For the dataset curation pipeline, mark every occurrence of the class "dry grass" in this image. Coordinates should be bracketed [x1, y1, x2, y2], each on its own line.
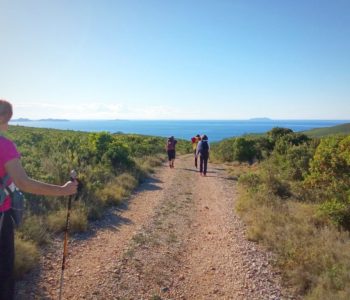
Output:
[47, 207, 88, 233]
[14, 235, 39, 279]
[237, 186, 350, 299]
[225, 161, 259, 180]
[99, 183, 126, 206]
[116, 173, 138, 191]
[19, 215, 50, 246]
[135, 155, 165, 174]
[99, 173, 138, 206]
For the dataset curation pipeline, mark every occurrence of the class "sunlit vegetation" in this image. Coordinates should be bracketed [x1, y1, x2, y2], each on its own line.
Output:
[6, 125, 191, 277]
[303, 123, 350, 138]
[212, 127, 350, 299]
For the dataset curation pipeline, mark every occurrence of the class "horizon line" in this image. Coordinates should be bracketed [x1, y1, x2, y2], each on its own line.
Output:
[10, 118, 350, 122]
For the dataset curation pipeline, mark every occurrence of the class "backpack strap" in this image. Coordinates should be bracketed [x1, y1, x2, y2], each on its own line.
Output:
[0, 174, 11, 186]
[0, 173, 8, 232]
[0, 174, 15, 197]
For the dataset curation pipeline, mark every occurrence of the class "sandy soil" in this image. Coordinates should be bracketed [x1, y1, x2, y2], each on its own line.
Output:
[16, 154, 286, 300]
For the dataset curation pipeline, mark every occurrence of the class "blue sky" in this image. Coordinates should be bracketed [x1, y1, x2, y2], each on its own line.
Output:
[1, 0, 349, 120]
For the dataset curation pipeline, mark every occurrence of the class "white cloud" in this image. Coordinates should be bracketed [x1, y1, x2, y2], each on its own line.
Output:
[12, 101, 124, 119]
[12, 101, 188, 120]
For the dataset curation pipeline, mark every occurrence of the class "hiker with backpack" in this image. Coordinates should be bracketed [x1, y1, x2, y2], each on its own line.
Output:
[165, 136, 177, 168]
[0, 99, 78, 300]
[196, 134, 210, 176]
[191, 134, 201, 168]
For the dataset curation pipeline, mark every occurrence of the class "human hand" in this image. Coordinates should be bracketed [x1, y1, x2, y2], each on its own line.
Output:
[61, 180, 78, 196]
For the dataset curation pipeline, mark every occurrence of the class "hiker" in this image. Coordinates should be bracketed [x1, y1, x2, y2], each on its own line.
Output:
[165, 136, 177, 168]
[196, 134, 210, 176]
[0, 99, 78, 300]
[191, 134, 201, 168]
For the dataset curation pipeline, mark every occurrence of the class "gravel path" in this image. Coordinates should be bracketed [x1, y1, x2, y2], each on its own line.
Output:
[16, 154, 284, 299]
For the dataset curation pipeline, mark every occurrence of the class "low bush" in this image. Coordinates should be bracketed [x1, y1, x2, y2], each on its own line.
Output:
[210, 139, 235, 162]
[237, 187, 350, 298]
[14, 235, 39, 279]
[318, 198, 350, 229]
[99, 183, 126, 206]
[47, 207, 88, 233]
[232, 137, 257, 163]
[238, 172, 261, 190]
[116, 173, 138, 191]
[18, 215, 50, 246]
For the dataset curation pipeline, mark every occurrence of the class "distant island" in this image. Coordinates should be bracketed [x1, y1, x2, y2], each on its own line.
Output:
[249, 117, 272, 121]
[11, 118, 32, 122]
[11, 118, 70, 122]
[38, 118, 69, 122]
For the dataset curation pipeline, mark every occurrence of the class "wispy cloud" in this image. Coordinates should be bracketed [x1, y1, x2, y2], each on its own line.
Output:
[12, 101, 186, 120]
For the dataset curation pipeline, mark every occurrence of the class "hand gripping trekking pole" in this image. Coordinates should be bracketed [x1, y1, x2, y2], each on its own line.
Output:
[58, 170, 77, 300]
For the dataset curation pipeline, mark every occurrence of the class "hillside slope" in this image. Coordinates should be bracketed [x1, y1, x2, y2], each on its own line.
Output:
[303, 123, 350, 137]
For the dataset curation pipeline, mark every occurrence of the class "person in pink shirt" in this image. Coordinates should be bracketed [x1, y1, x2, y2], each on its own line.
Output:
[0, 99, 78, 300]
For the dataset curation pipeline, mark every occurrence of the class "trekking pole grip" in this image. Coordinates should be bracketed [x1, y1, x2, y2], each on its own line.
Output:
[70, 169, 77, 181]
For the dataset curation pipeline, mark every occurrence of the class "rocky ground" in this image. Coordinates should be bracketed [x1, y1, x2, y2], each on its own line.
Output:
[16, 154, 288, 299]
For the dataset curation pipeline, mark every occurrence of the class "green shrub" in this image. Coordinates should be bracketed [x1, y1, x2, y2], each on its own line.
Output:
[261, 167, 291, 198]
[267, 127, 294, 145]
[210, 139, 235, 162]
[253, 136, 274, 160]
[88, 132, 113, 161]
[318, 198, 350, 229]
[238, 172, 261, 190]
[274, 133, 310, 155]
[232, 137, 257, 163]
[305, 135, 350, 201]
[102, 141, 133, 170]
[283, 144, 314, 181]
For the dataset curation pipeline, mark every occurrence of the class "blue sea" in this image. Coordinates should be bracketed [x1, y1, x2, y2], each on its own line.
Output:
[9, 120, 349, 142]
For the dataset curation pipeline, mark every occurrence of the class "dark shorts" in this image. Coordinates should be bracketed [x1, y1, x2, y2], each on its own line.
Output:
[0, 210, 15, 300]
[167, 150, 175, 160]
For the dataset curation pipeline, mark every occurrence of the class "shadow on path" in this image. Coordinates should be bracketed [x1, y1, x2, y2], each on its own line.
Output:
[74, 176, 164, 240]
[181, 168, 217, 175]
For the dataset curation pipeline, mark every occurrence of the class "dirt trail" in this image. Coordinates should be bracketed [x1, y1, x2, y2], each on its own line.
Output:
[16, 155, 283, 300]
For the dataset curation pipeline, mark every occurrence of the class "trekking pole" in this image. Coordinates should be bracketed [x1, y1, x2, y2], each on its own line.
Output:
[58, 170, 77, 300]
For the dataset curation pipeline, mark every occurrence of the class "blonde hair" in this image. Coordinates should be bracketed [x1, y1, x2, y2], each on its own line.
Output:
[0, 99, 13, 124]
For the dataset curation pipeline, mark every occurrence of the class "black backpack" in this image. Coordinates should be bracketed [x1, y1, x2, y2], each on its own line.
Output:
[167, 138, 176, 151]
[200, 141, 209, 155]
[0, 174, 24, 227]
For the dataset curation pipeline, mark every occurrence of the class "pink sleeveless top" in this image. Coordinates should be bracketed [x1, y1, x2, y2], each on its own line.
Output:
[0, 136, 21, 212]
